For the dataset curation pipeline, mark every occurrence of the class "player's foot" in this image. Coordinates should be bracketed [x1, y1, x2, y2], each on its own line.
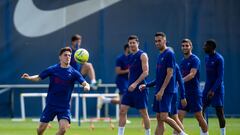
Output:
[90, 79, 102, 90]
[126, 119, 131, 124]
[179, 131, 188, 135]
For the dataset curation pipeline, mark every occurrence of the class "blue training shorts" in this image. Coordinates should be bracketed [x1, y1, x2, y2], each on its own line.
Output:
[40, 104, 71, 123]
[179, 94, 202, 113]
[153, 93, 173, 113]
[121, 88, 148, 110]
[203, 92, 224, 107]
[170, 93, 178, 115]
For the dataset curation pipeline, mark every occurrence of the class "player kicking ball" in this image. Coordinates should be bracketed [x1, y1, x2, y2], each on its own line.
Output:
[21, 47, 90, 135]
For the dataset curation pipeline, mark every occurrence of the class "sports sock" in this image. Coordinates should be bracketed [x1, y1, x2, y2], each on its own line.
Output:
[118, 126, 125, 135]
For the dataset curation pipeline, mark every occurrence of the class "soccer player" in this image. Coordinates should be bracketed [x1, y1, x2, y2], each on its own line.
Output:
[21, 47, 90, 135]
[178, 39, 208, 135]
[118, 35, 150, 135]
[140, 32, 187, 135]
[98, 44, 130, 108]
[170, 63, 187, 135]
[70, 34, 98, 89]
[202, 39, 226, 135]
[140, 62, 187, 135]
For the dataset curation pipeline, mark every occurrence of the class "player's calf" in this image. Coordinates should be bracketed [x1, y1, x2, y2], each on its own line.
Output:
[56, 119, 69, 135]
[195, 111, 208, 134]
[37, 123, 48, 135]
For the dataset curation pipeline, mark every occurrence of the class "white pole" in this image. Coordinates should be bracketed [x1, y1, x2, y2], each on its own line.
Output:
[116, 104, 119, 120]
[97, 96, 101, 119]
[42, 94, 46, 110]
[75, 95, 79, 122]
[104, 87, 109, 117]
[82, 96, 87, 120]
[20, 94, 25, 120]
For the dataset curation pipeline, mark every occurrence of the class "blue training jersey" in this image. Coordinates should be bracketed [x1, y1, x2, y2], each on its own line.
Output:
[180, 54, 201, 96]
[39, 64, 86, 108]
[175, 64, 186, 99]
[128, 50, 147, 90]
[155, 48, 176, 94]
[204, 52, 224, 94]
[146, 48, 176, 94]
[115, 54, 129, 93]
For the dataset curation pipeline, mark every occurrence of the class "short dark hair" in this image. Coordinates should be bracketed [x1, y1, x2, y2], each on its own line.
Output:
[59, 47, 72, 56]
[124, 44, 129, 50]
[181, 38, 192, 46]
[128, 35, 139, 42]
[155, 32, 166, 38]
[71, 34, 82, 42]
[205, 39, 216, 49]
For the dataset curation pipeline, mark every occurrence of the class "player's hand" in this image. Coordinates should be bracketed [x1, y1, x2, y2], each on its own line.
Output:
[155, 89, 164, 101]
[139, 84, 146, 91]
[21, 73, 30, 79]
[207, 90, 214, 99]
[181, 98, 187, 107]
[128, 83, 137, 92]
[83, 83, 90, 91]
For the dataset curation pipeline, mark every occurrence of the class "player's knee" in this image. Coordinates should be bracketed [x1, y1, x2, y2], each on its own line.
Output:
[216, 107, 224, 117]
[119, 108, 127, 116]
[156, 114, 161, 121]
[194, 112, 203, 120]
[140, 112, 149, 119]
[160, 114, 167, 121]
[83, 62, 92, 69]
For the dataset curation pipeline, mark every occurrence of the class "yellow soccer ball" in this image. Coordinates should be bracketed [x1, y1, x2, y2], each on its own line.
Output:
[74, 48, 89, 64]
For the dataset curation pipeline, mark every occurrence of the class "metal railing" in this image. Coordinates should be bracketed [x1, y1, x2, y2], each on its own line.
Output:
[0, 84, 119, 122]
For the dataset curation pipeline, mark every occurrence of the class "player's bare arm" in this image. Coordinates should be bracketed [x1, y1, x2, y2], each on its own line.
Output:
[183, 68, 197, 82]
[156, 68, 173, 100]
[21, 73, 41, 82]
[128, 53, 149, 91]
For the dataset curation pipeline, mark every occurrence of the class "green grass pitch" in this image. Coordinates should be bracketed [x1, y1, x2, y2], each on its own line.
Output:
[0, 118, 239, 135]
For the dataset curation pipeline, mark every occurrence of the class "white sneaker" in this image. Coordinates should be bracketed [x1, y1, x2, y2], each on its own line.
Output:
[90, 79, 102, 90]
[126, 120, 131, 124]
[179, 131, 188, 135]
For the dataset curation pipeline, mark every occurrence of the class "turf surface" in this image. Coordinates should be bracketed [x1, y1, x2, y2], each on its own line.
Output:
[0, 118, 239, 135]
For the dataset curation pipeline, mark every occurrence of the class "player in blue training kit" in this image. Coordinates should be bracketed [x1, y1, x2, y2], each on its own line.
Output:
[118, 35, 150, 135]
[21, 47, 90, 135]
[170, 63, 187, 135]
[203, 39, 226, 135]
[178, 39, 208, 135]
[140, 32, 187, 135]
[98, 44, 130, 108]
[70, 34, 98, 89]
